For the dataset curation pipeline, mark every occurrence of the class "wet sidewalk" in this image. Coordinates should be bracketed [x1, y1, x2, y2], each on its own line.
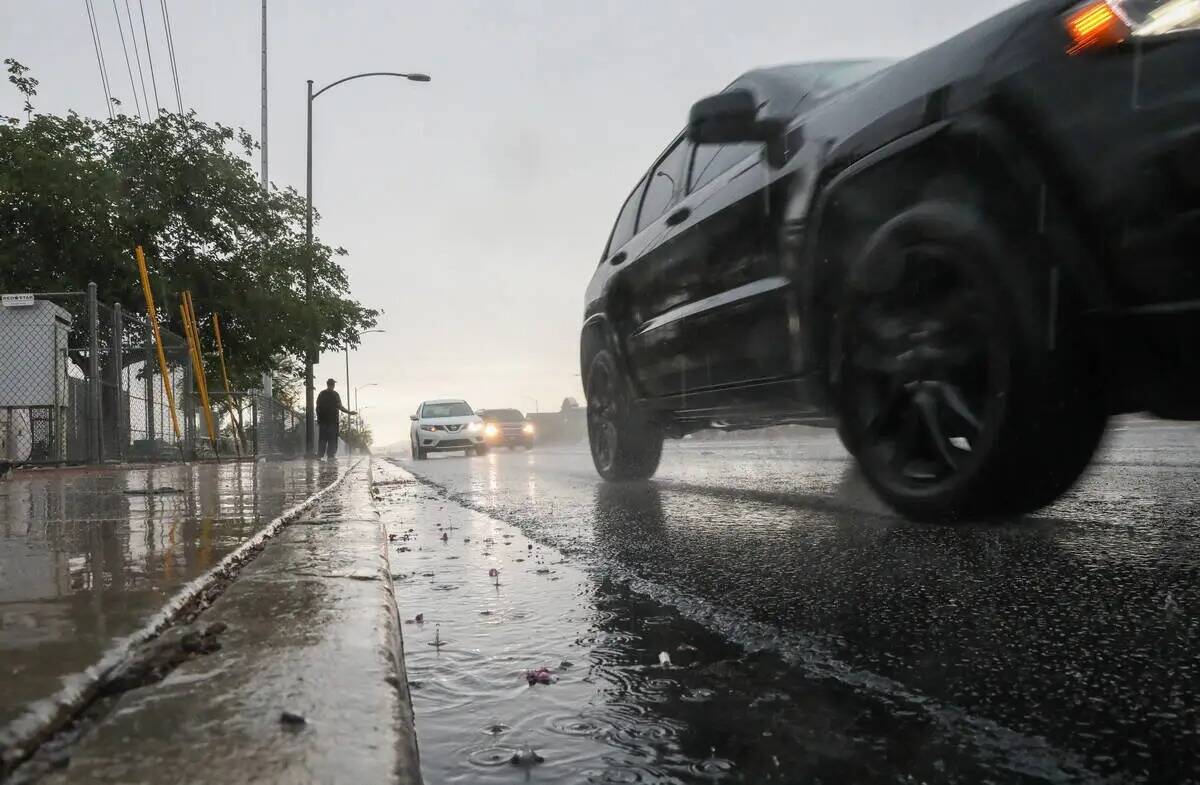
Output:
[17, 459, 420, 784]
[0, 460, 341, 737]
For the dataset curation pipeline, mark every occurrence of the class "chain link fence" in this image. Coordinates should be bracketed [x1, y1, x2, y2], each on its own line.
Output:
[1, 285, 307, 465]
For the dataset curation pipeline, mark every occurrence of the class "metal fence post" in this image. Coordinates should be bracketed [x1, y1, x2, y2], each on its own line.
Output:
[144, 319, 155, 445]
[112, 303, 124, 461]
[183, 361, 194, 459]
[87, 282, 101, 463]
[53, 318, 64, 462]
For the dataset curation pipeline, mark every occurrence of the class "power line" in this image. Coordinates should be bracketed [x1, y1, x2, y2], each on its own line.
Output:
[136, 0, 161, 114]
[83, 0, 114, 119]
[158, 0, 183, 112]
[124, 0, 152, 118]
[110, 0, 142, 118]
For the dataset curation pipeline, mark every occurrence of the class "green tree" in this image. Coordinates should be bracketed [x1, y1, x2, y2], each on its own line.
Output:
[340, 420, 374, 454]
[0, 60, 378, 389]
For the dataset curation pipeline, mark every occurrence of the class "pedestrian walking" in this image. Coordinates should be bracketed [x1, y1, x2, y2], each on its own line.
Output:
[316, 378, 354, 460]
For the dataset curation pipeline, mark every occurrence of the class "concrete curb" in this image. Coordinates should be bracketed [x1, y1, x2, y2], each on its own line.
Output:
[0, 459, 362, 778]
[370, 459, 424, 784]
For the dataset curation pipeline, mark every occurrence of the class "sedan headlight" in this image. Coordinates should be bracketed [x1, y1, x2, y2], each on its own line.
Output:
[522, 423, 535, 435]
[1066, 0, 1200, 53]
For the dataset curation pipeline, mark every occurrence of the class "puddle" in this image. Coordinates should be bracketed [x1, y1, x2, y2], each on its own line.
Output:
[0, 460, 339, 728]
[375, 463, 1015, 784]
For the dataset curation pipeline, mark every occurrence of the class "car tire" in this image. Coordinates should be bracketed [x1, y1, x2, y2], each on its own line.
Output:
[586, 349, 663, 481]
[833, 201, 1106, 522]
[412, 439, 426, 461]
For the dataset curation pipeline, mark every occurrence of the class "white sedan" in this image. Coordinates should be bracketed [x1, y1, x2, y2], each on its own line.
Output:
[410, 399, 488, 459]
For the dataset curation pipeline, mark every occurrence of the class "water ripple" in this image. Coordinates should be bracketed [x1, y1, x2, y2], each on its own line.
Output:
[549, 714, 608, 737]
[467, 745, 520, 767]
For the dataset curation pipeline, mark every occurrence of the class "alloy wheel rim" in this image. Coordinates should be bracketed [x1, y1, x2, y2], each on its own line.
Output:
[588, 368, 619, 472]
[845, 243, 1006, 491]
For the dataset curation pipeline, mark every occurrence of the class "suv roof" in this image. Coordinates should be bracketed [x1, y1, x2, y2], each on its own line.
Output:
[731, 59, 893, 115]
[422, 398, 468, 405]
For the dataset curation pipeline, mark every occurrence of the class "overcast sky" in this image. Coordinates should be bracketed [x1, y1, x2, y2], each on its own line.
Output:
[1, 0, 1016, 446]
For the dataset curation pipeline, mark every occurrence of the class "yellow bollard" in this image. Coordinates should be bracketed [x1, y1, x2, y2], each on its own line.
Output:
[133, 246, 183, 449]
[180, 293, 220, 458]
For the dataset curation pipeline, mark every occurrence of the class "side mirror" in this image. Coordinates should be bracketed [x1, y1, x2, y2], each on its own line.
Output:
[687, 88, 790, 166]
[409, 415, 418, 421]
[687, 89, 761, 145]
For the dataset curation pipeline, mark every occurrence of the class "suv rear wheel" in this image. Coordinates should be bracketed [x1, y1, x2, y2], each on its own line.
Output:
[834, 202, 1106, 521]
[586, 349, 663, 481]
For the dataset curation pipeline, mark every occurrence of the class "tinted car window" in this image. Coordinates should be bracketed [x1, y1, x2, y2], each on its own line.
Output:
[605, 175, 647, 258]
[637, 139, 689, 232]
[689, 142, 759, 193]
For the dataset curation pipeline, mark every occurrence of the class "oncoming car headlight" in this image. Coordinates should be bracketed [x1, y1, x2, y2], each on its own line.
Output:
[467, 421, 485, 433]
[1065, 0, 1200, 53]
[522, 423, 535, 435]
[483, 423, 499, 437]
[420, 424, 438, 432]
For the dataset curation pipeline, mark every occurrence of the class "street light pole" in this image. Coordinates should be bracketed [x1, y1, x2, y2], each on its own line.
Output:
[354, 383, 378, 415]
[344, 329, 385, 414]
[304, 78, 314, 455]
[303, 71, 429, 456]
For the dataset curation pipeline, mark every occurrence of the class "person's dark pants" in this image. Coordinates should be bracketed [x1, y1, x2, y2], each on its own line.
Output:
[318, 420, 339, 459]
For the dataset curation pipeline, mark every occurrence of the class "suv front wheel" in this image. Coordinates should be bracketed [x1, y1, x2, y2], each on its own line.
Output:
[834, 202, 1106, 521]
[586, 349, 663, 481]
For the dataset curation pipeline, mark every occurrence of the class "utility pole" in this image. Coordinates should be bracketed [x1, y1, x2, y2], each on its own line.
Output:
[260, 0, 273, 402]
[260, 0, 268, 193]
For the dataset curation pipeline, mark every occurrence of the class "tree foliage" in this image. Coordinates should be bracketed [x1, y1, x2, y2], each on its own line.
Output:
[0, 60, 378, 389]
[340, 420, 374, 453]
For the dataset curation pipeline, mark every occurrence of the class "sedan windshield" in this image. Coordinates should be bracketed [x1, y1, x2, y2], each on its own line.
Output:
[422, 402, 473, 418]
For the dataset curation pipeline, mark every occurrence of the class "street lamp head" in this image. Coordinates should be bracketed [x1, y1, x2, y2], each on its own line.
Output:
[407, 73, 432, 82]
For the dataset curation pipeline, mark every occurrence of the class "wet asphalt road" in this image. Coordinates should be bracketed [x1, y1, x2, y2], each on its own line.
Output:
[396, 418, 1200, 784]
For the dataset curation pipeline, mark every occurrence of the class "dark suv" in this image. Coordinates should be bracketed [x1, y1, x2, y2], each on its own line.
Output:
[478, 409, 536, 450]
[580, 0, 1199, 521]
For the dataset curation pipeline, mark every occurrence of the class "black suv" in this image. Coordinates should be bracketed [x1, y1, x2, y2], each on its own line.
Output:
[478, 409, 536, 450]
[581, 0, 1199, 521]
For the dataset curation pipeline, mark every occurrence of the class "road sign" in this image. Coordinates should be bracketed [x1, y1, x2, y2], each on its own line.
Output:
[2, 294, 36, 307]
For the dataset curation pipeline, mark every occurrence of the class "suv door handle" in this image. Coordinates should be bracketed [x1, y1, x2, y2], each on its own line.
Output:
[609, 251, 627, 266]
[665, 207, 691, 227]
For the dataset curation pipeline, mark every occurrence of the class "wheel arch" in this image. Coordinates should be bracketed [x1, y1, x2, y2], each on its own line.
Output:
[804, 113, 1113, 381]
[579, 313, 616, 394]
